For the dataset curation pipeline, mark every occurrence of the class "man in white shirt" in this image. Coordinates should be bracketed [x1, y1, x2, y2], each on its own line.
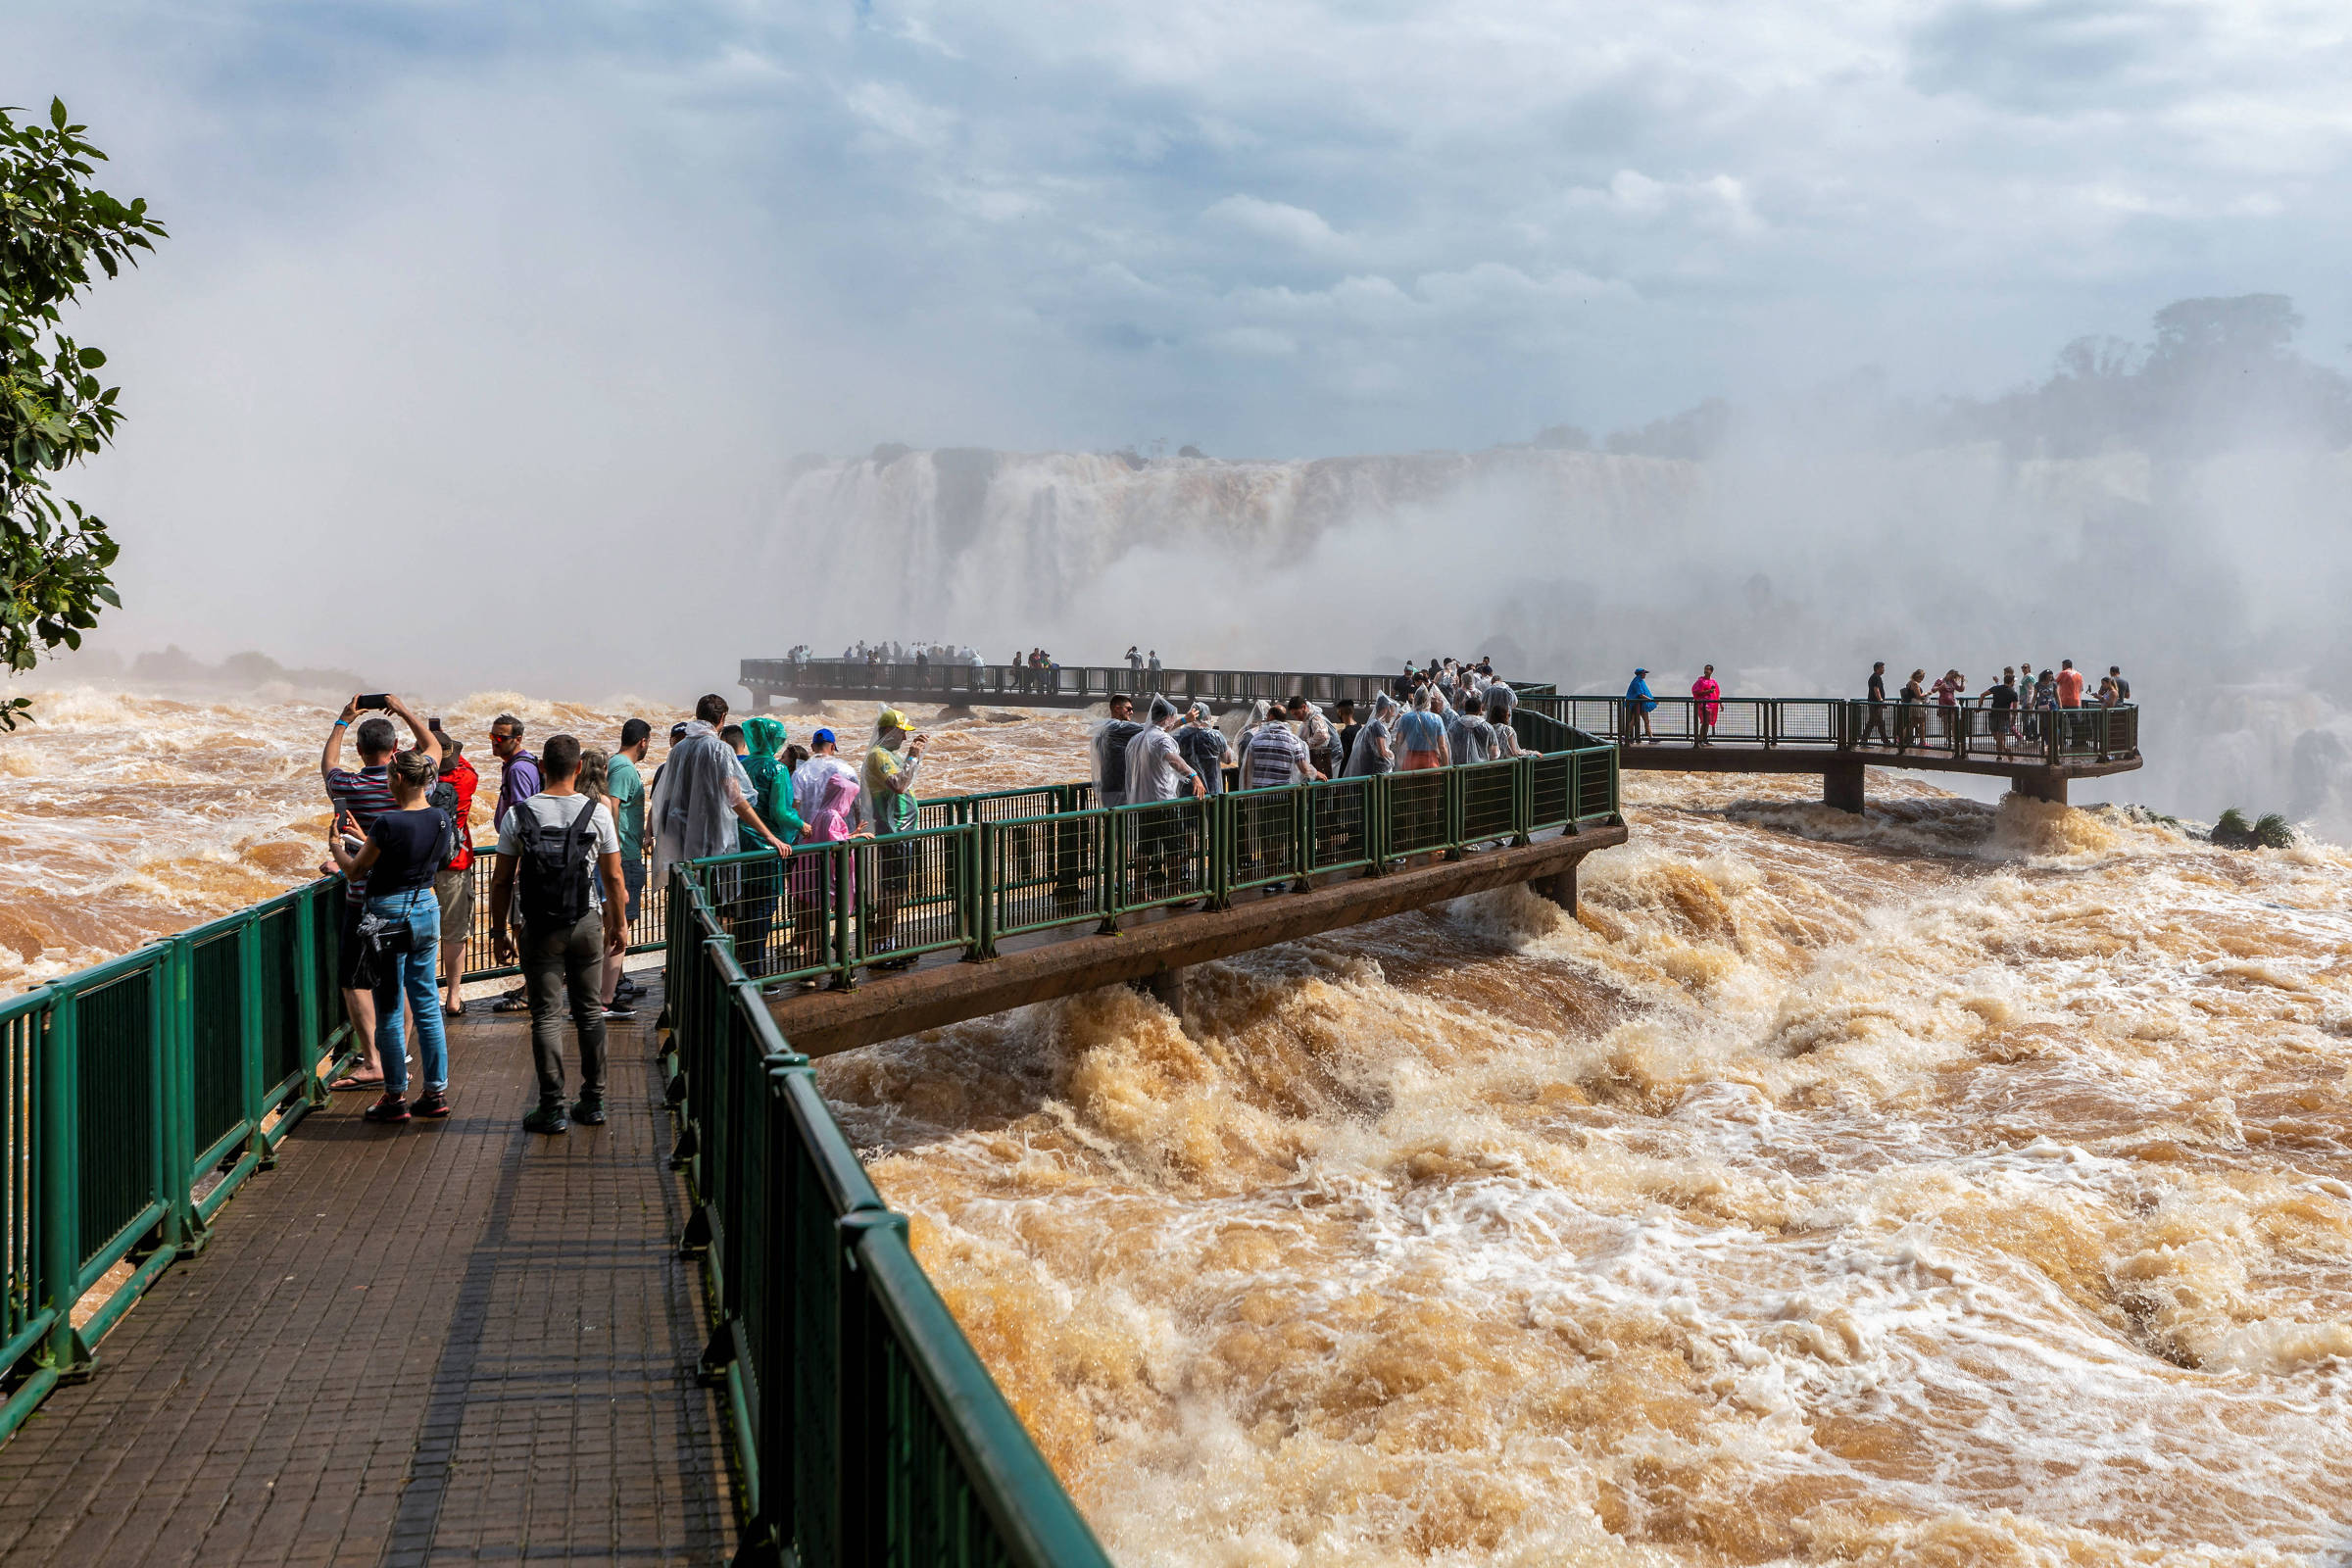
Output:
[488, 734, 627, 1135]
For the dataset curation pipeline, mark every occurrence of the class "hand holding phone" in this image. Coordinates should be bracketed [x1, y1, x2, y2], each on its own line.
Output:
[356, 693, 392, 711]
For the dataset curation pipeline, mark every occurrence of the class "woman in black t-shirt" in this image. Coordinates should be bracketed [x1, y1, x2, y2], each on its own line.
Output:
[330, 750, 455, 1124]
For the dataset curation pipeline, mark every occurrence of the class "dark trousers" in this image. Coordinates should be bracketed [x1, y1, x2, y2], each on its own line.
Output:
[522, 908, 607, 1106]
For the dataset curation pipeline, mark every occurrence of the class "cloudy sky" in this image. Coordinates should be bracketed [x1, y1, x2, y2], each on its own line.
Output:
[10, 0, 2352, 680]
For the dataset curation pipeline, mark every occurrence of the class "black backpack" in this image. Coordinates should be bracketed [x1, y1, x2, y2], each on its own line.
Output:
[515, 798, 601, 929]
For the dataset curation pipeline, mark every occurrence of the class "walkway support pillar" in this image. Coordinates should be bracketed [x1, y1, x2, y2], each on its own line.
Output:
[2014, 771, 2069, 806]
[1146, 966, 1187, 1020]
[1535, 862, 1579, 916]
[1824, 759, 1866, 814]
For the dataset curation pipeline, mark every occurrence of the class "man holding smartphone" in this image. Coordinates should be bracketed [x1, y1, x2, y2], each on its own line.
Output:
[320, 692, 440, 1090]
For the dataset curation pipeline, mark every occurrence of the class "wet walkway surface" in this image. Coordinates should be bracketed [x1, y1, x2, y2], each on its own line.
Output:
[0, 992, 733, 1567]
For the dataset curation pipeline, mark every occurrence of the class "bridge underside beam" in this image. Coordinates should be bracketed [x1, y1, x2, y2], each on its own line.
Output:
[767, 822, 1628, 1057]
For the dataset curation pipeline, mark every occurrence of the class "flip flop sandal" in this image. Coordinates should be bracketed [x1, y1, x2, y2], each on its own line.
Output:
[329, 1073, 385, 1092]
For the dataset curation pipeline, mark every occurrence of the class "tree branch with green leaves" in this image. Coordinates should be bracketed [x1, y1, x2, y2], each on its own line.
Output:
[2, 97, 165, 728]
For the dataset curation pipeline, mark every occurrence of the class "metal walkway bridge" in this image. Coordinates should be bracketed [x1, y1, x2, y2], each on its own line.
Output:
[0, 704, 1627, 1565]
[1525, 693, 2139, 808]
[744, 658, 2140, 810]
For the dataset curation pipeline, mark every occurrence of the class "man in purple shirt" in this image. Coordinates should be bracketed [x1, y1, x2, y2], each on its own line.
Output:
[490, 713, 541, 828]
[487, 713, 542, 1010]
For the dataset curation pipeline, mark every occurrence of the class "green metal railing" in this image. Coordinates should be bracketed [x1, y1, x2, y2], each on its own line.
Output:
[1526, 695, 2139, 765]
[663, 720, 1617, 1558]
[663, 875, 1116, 1568]
[0, 877, 356, 1444]
[680, 722, 1620, 989]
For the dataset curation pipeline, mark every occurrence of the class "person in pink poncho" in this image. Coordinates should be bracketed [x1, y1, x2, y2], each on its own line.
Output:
[1690, 664, 1722, 745]
[788, 729, 871, 961]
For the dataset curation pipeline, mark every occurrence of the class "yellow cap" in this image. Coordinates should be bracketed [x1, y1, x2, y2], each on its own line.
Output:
[877, 708, 911, 732]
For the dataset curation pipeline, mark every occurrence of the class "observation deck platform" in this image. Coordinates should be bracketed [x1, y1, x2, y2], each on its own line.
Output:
[0, 1001, 733, 1568]
[1528, 695, 2141, 809]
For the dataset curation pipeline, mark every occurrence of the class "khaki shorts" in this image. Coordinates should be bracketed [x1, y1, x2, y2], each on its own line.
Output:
[434, 865, 476, 953]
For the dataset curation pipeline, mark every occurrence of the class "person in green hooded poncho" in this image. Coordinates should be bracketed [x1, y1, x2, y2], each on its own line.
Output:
[728, 714, 804, 974]
[738, 715, 805, 851]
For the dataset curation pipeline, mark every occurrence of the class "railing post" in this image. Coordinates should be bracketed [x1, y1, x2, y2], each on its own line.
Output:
[1099, 810, 1125, 933]
[161, 937, 197, 1255]
[239, 914, 269, 1168]
[1209, 793, 1233, 908]
[832, 845, 856, 989]
[1513, 756, 1533, 846]
[1443, 767, 1466, 859]
[294, 889, 327, 1106]
[973, 823, 999, 959]
[39, 993, 87, 1380]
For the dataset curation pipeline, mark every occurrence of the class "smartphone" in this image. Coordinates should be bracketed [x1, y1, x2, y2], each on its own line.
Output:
[356, 693, 391, 710]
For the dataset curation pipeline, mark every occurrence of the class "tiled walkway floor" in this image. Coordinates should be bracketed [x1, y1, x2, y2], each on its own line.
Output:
[0, 994, 732, 1566]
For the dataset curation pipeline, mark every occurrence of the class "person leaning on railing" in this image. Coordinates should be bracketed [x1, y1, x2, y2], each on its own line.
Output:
[861, 709, 928, 969]
[327, 746, 457, 1125]
[425, 718, 478, 1020]
[320, 691, 440, 1092]
[600, 718, 651, 1016]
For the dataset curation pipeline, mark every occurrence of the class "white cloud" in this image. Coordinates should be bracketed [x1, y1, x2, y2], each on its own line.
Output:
[1201, 194, 1351, 257]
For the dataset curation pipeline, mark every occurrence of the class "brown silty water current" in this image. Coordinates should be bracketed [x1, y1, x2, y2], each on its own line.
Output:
[10, 688, 2352, 1562]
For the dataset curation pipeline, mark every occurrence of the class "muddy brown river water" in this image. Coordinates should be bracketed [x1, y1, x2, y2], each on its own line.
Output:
[7, 685, 2349, 1563]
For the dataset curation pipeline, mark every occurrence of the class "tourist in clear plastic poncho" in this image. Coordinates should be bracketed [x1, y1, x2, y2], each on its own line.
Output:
[1484, 684, 1524, 758]
[652, 705, 791, 887]
[1344, 692, 1398, 777]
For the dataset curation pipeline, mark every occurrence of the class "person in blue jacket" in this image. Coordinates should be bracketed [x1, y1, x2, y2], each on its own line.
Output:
[1624, 667, 1657, 740]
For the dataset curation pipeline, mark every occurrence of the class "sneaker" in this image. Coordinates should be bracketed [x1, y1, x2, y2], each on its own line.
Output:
[570, 1098, 607, 1126]
[522, 1103, 569, 1135]
[600, 1004, 637, 1020]
[413, 1089, 451, 1119]
[363, 1094, 411, 1124]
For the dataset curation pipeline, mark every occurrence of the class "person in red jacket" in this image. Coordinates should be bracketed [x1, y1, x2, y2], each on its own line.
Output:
[429, 720, 480, 1018]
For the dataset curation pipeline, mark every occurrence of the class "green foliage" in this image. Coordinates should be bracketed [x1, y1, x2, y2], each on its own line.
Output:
[2211, 808, 2296, 851]
[1, 97, 165, 728]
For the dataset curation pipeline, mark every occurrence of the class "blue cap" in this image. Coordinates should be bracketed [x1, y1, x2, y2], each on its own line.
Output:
[813, 727, 837, 746]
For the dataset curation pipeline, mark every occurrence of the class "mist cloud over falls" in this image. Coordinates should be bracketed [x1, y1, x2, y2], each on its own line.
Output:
[771, 298, 2352, 834]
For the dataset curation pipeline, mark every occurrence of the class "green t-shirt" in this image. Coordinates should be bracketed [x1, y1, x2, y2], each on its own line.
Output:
[607, 754, 646, 860]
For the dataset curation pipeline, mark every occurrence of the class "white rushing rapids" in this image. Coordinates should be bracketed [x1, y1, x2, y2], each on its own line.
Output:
[7, 689, 2352, 1561]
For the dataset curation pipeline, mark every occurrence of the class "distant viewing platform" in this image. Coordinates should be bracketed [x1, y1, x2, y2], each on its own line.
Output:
[742, 657, 2140, 808]
[743, 655, 1413, 711]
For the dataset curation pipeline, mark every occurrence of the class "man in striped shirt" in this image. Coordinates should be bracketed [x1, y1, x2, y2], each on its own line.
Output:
[320, 694, 440, 1090]
[1243, 713, 1320, 790]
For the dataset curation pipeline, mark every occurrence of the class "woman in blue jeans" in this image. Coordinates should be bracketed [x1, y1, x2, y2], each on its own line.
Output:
[330, 749, 455, 1123]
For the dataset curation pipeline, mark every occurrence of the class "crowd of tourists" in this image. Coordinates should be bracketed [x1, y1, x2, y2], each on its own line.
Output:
[791, 639, 984, 668]
[1088, 655, 1527, 807]
[1615, 660, 2132, 753]
[317, 690, 853, 1136]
